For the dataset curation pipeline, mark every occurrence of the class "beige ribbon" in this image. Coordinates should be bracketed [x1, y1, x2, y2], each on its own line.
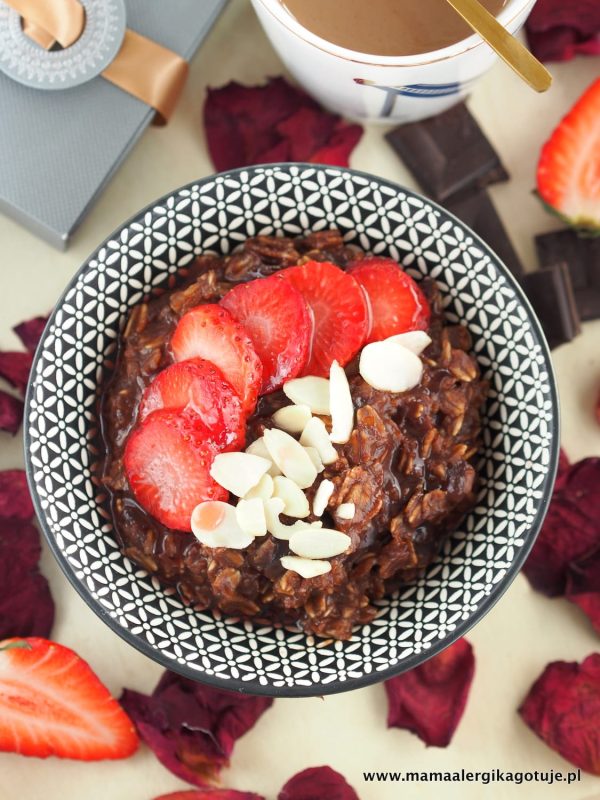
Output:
[7, 0, 189, 124]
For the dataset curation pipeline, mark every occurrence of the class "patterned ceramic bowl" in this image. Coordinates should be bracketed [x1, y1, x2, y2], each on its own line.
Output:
[25, 164, 559, 697]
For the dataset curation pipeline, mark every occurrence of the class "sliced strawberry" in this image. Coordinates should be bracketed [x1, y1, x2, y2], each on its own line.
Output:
[0, 638, 138, 760]
[139, 358, 245, 450]
[536, 78, 600, 233]
[348, 256, 430, 344]
[220, 275, 312, 393]
[280, 260, 369, 376]
[170, 305, 262, 415]
[124, 410, 227, 531]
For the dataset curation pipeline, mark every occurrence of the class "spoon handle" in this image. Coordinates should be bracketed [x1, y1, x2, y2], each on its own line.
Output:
[444, 0, 552, 93]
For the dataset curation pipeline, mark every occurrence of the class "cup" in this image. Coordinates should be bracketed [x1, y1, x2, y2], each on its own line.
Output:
[251, 0, 537, 124]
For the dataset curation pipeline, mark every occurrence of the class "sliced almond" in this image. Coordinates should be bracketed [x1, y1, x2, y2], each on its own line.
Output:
[312, 478, 334, 517]
[244, 473, 274, 501]
[280, 555, 332, 579]
[273, 476, 310, 518]
[304, 446, 325, 473]
[272, 404, 312, 434]
[359, 339, 423, 393]
[235, 497, 267, 537]
[283, 376, 330, 415]
[300, 417, 337, 465]
[210, 452, 271, 497]
[389, 330, 432, 355]
[264, 497, 322, 540]
[263, 428, 317, 489]
[245, 437, 282, 477]
[289, 528, 352, 559]
[329, 360, 354, 444]
[191, 501, 254, 549]
[336, 502, 356, 520]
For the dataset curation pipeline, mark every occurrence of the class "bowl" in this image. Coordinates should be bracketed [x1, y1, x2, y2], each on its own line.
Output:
[25, 164, 559, 697]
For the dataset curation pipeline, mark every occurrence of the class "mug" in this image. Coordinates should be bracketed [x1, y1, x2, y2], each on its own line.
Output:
[251, 0, 537, 124]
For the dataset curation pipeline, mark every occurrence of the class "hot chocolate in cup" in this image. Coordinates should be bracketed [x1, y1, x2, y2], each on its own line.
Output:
[251, 0, 537, 124]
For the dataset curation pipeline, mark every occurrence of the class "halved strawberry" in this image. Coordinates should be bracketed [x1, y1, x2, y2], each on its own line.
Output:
[170, 305, 262, 415]
[537, 78, 600, 234]
[348, 256, 430, 344]
[124, 409, 227, 531]
[280, 260, 369, 376]
[0, 638, 138, 760]
[139, 358, 245, 450]
[220, 275, 312, 393]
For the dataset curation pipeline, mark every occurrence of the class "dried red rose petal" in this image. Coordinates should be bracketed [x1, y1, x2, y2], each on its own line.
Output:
[0, 470, 34, 521]
[384, 638, 475, 747]
[526, 0, 600, 62]
[278, 767, 360, 800]
[0, 390, 23, 434]
[13, 315, 48, 353]
[519, 653, 600, 774]
[154, 792, 264, 800]
[555, 447, 570, 489]
[204, 77, 362, 172]
[523, 457, 600, 596]
[566, 548, 600, 634]
[121, 672, 273, 787]
[0, 518, 55, 639]
[0, 351, 33, 394]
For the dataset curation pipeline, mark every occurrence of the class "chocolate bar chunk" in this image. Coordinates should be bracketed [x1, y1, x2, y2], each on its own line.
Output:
[522, 263, 581, 350]
[535, 229, 600, 320]
[444, 189, 525, 279]
[385, 103, 509, 202]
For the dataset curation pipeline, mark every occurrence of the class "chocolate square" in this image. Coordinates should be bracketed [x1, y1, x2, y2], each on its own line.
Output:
[535, 229, 600, 319]
[385, 103, 509, 202]
[522, 263, 581, 350]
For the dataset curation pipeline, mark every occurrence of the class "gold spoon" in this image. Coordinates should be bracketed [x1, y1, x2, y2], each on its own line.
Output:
[444, 0, 552, 92]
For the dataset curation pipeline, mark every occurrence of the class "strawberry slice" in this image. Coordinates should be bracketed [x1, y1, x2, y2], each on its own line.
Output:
[348, 256, 430, 344]
[280, 260, 369, 376]
[170, 305, 262, 415]
[124, 410, 227, 531]
[139, 358, 245, 450]
[220, 275, 312, 393]
[0, 638, 138, 760]
[537, 78, 600, 233]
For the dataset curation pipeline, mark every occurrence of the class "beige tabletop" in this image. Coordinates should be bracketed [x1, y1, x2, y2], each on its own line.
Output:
[1, 3, 599, 799]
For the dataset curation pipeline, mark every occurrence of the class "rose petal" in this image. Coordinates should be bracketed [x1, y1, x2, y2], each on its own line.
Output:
[384, 638, 475, 747]
[0, 470, 34, 521]
[526, 0, 600, 62]
[154, 792, 265, 800]
[0, 518, 55, 639]
[121, 672, 273, 787]
[566, 548, 600, 634]
[278, 767, 360, 800]
[0, 390, 23, 435]
[523, 457, 600, 596]
[12, 315, 48, 353]
[0, 351, 33, 394]
[204, 77, 362, 172]
[519, 653, 600, 775]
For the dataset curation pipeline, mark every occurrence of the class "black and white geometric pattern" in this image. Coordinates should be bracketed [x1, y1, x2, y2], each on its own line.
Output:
[25, 165, 558, 696]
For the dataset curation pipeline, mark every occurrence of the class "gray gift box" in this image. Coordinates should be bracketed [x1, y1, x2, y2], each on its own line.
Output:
[0, 0, 226, 249]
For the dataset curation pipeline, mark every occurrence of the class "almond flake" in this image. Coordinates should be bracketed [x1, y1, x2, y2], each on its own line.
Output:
[300, 417, 337, 465]
[289, 528, 352, 559]
[235, 497, 267, 537]
[210, 452, 271, 497]
[280, 555, 332, 579]
[273, 475, 310, 518]
[244, 473, 274, 501]
[389, 330, 432, 355]
[263, 428, 317, 489]
[283, 376, 330, 415]
[245, 437, 282, 476]
[191, 501, 254, 549]
[312, 479, 334, 517]
[304, 446, 325, 473]
[272, 404, 312, 434]
[336, 502, 355, 520]
[264, 497, 322, 540]
[329, 360, 354, 444]
[359, 339, 423, 393]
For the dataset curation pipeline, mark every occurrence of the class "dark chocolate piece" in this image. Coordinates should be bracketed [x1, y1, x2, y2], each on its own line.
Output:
[385, 103, 509, 202]
[535, 229, 600, 320]
[522, 263, 581, 350]
[444, 189, 525, 279]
